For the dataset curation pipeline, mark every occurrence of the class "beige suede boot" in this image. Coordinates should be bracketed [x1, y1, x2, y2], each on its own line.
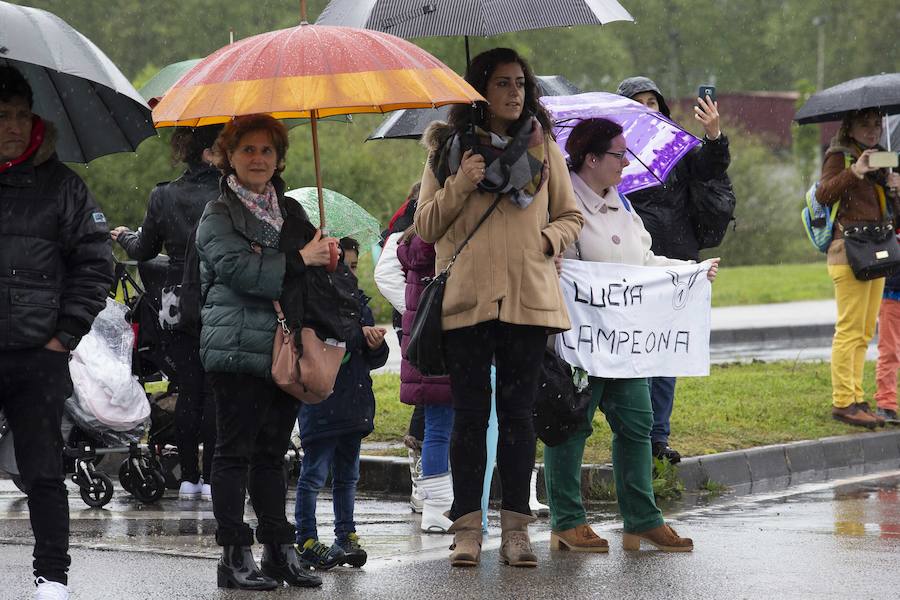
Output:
[447, 510, 482, 567]
[499, 509, 537, 568]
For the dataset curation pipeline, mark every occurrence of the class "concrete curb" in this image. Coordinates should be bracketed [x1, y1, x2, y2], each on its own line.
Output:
[357, 429, 900, 500]
[710, 323, 835, 345]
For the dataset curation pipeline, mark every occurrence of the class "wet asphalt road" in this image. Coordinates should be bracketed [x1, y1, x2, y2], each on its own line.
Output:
[2, 472, 900, 599]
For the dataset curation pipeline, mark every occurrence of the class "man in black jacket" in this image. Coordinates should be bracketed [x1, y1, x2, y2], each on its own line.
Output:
[616, 76, 731, 463]
[0, 66, 113, 599]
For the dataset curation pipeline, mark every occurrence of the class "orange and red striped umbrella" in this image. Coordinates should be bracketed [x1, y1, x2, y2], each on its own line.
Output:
[152, 24, 483, 127]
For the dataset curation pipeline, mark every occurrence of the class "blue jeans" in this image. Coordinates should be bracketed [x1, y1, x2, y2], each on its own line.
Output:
[421, 405, 454, 476]
[295, 432, 363, 544]
[649, 376, 676, 445]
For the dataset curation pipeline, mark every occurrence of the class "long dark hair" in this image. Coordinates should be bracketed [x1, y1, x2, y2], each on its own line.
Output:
[565, 118, 623, 171]
[447, 48, 553, 136]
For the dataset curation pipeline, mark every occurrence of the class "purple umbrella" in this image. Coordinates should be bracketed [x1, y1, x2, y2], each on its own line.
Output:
[542, 92, 701, 195]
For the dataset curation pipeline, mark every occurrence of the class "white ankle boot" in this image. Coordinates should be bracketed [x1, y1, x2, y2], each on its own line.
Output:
[417, 473, 454, 533]
[529, 468, 549, 517]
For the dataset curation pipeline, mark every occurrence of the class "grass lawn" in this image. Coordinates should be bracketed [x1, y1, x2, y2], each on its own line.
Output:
[370, 360, 883, 464]
[711, 262, 833, 307]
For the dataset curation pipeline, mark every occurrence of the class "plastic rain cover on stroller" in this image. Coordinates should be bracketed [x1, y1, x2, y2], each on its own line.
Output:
[65, 298, 150, 444]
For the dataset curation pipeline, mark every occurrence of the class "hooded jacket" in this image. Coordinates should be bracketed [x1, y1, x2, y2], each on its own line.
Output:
[0, 120, 114, 350]
[116, 163, 221, 287]
[297, 290, 389, 445]
[615, 77, 731, 261]
[415, 121, 584, 332]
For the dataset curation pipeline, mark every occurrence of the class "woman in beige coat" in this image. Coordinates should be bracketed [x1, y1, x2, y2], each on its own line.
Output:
[415, 47, 583, 569]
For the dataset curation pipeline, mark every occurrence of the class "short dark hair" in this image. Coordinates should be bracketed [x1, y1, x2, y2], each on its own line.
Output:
[447, 47, 553, 136]
[565, 118, 624, 171]
[212, 114, 289, 176]
[0, 65, 33, 107]
[340, 237, 359, 254]
[171, 124, 224, 165]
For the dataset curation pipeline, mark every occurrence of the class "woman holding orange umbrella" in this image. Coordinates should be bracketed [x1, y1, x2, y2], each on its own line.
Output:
[196, 114, 333, 590]
[416, 47, 584, 569]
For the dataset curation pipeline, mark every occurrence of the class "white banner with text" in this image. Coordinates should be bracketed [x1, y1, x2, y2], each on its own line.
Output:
[555, 259, 712, 378]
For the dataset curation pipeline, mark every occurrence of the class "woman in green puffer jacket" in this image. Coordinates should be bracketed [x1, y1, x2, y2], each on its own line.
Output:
[196, 114, 336, 592]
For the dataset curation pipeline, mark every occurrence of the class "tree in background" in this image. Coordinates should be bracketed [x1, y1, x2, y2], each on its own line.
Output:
[9, 0, 898, 277]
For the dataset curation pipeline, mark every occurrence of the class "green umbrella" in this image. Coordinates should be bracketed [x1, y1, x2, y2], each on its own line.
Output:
[285, 187, 381, 253]
[139, 59, 202, 107]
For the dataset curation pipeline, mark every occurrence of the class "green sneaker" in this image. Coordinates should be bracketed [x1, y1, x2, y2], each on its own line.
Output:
[336, 532, 368, 568]
[297, 538, 344, 571]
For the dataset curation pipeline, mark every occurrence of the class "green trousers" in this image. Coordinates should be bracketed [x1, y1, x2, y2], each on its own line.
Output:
[544, 376, 664, 534]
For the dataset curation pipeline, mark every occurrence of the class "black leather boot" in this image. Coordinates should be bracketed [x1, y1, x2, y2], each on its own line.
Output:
[261, 543, 323, 588]
[217, 545, 279, 590]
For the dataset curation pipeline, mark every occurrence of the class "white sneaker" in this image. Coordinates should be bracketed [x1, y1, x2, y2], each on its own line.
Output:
[201, 482, 212, 501]
[178, 479, 202, 499]
[34, 577, 69, 600]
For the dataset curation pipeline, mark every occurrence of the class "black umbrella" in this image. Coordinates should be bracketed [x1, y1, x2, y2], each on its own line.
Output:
[795, 73, 900, 125]
[317, 0, 633, 64]
[0, 1, 155, 163]
[318, 0, 633, 37]
[368, 75, 582, 140]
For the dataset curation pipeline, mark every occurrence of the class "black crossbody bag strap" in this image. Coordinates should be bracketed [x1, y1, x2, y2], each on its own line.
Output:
[442, 194, 503, 275]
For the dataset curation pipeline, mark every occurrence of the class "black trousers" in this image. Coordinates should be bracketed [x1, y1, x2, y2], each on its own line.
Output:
[0, 348, 72, 584]
[443, 321, 547, 518]
[208, 372, 297, 547]
[161, 330, 215, 483]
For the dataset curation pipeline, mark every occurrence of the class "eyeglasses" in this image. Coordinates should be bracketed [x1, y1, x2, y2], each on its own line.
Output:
[604, 150, 629, 161]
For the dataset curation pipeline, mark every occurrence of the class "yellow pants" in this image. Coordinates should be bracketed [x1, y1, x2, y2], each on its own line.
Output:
[828, 264, 884, 408]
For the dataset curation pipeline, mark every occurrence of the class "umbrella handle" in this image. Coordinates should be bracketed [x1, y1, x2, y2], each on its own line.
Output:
[326, 239, 339, 273]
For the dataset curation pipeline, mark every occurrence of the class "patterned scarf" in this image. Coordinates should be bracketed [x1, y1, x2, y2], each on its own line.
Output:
[432, 116, 548, 209]
[226, 174, 283, 246]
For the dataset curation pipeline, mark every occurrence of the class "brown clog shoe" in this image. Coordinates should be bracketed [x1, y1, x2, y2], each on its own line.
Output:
[550, 524, 609, 553]
[623, 524, 693, 552]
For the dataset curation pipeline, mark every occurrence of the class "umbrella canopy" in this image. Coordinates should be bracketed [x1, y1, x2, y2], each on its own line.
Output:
[543, 92, 701, 195]
[152, 24, 483, 127]
[795, 73, 900, 124]
[152, 19, 481, 264]
[138, 58, 202, 107]
[0, 1, 155, 163]
[316, 0, 633, 37]
[368, 75, 581, 140]
[285, 187, 381, 252]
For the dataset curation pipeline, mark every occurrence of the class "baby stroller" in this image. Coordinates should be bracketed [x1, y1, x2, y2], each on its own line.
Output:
[0, 259, 176, 508]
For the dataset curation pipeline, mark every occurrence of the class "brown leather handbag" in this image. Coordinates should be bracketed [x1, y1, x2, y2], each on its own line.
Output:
[271, 300, 345, 404]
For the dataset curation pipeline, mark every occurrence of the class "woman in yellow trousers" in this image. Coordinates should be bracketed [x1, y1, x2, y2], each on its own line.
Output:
[816, 107, 900, 428]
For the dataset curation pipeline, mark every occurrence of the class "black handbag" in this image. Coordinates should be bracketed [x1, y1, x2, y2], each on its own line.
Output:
[533, 350, 590, 447]
[841, 221, 900, 281]
[405, 195, 503, 376]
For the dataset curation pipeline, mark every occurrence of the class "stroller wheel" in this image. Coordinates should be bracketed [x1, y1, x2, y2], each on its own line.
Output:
[133, 468, 166, 504]
[118, 460, 135, 494]
[79, 472, 114, 508]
